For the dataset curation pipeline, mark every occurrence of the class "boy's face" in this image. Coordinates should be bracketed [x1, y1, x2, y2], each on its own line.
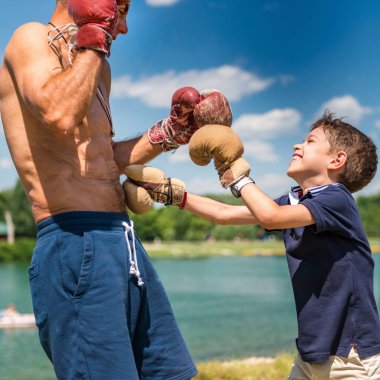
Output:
[287, 126, 334, 185]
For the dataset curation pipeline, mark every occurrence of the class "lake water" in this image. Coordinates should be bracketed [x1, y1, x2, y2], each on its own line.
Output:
[1, 255, 380, 380]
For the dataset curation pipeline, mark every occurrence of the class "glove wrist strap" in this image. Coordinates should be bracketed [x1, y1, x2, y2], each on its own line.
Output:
[76, 24, 112, 56]
[147, 120, 180, 152]
[180, 191, 187, 209]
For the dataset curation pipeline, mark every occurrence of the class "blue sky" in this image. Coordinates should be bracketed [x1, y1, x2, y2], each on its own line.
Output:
[1, 0, 380, 198]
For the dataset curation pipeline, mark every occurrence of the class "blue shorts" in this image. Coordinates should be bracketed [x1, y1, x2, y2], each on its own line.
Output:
[29, 211, 197, 380]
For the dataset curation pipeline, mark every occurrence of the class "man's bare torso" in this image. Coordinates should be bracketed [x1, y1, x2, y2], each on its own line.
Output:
[0, 22, 125, 222]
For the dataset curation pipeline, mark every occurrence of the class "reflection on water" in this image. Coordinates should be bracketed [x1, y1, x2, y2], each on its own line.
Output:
[0, 255, 379, 380]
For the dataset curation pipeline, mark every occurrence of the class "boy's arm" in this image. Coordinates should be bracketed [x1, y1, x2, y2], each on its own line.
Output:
[123, 164, 257, 225]
[187, 125, 315, 230]
[240, 183, 315, 229]
[184, 193, 258, 225]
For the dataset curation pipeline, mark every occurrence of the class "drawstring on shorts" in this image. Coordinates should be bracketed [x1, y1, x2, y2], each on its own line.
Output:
[122, 221, 144, 286]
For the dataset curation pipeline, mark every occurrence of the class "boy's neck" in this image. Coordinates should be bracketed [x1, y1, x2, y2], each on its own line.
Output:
[297, 177, 337, 194]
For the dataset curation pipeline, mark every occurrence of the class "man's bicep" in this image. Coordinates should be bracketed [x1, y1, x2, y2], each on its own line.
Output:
[7, 23, 61, 113]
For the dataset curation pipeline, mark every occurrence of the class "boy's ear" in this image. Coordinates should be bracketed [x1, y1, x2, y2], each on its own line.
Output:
[328, 151, 347, 171]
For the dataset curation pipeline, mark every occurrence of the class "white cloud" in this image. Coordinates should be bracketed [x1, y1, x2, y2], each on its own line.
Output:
[234, 108, 302, 140]
[375, 120, 380, 129]
[357, 177, 380, 196]
[146, 0, 180, 6]
[168, 145, 189, 162]
[256, 173, 293, 198]
[186, 176, 224, 195]
[0, 157, 12, 169]
[278, 75, 295, 85]
[167, 138, 280, 165]
[318, 95, 372, 125]
[111, 65, 274, 107]
[244, 140, 280, 162]
[186, 171, 294, 198]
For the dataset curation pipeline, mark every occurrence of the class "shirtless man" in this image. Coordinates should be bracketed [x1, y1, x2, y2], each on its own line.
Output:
[0, 1, 200, 379]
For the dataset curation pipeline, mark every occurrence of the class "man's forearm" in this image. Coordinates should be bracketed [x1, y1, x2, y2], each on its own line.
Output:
[36, 50, 104, 132]
[113, 134, 162, 172]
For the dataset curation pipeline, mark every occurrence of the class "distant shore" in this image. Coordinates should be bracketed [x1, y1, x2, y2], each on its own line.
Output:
[1, 238, 380, 263]
[144, 239, 380, 259]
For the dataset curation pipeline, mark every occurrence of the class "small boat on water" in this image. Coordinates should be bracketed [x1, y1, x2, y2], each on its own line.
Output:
[0, 305, 36, 329]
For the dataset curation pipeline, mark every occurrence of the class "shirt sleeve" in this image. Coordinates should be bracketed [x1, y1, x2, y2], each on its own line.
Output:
[301, 185, 356, 237]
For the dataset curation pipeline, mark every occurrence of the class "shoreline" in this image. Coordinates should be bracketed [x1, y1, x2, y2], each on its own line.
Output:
[143, 240, 380, 259]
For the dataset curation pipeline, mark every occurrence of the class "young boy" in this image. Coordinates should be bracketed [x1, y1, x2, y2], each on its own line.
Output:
[125, 112, 380, 379]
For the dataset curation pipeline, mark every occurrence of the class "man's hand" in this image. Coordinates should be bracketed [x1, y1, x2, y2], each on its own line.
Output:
[194, 89, 232, 128]
[189, 124, 250, 187]
[148, 87, 201, 151]
[123, 165, 187, 214]
[68, 0, 117, 56]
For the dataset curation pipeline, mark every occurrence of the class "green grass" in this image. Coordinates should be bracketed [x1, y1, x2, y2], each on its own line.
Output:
[1, 237, 380, 262]
[145, 238, 380, 259]
[195, 353, 295, 380]
[144, 240, 286, 259]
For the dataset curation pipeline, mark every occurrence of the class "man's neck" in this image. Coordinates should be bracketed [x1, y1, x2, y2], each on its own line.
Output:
[50, 4, 72, 25]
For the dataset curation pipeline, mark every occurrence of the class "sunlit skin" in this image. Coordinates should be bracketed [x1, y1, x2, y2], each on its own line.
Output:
[184, 126, 347, 230]
[0, 0, 162, 223]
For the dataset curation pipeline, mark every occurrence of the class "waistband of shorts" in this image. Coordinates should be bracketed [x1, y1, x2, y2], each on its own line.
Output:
[36, 211, 131, 239]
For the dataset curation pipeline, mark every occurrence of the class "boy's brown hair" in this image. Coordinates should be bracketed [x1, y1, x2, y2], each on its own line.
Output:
[311, 111, 377, 193]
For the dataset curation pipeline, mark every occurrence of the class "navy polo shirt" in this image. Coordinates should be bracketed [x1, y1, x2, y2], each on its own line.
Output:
[274, 183, 380, 363]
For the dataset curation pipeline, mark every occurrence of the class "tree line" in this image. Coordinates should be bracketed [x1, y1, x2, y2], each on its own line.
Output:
[1, 180, 380, 241]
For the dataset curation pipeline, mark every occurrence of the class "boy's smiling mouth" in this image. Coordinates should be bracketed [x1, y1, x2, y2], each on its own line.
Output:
[292, 153, 302, 162]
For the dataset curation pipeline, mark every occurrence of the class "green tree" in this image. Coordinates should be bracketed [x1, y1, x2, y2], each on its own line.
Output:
[7, 180, 35, 237]
[357, 193, 380, 237]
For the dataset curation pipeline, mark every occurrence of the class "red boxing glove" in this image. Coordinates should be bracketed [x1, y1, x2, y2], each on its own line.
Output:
[194, 89, 233, 128]
[68, 0, 117, 56]
[148, 87, 201, 151]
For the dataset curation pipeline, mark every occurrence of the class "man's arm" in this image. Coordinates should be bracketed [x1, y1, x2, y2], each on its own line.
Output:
[6, 22, 104, 134]
[112, 135, 162, 170]
[240, 183, 315, 230]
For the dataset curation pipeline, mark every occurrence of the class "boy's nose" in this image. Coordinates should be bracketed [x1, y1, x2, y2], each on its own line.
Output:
[293, 143, 302, 150]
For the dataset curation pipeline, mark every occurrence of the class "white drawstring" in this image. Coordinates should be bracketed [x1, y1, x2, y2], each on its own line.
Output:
[122, 221, 144, 286]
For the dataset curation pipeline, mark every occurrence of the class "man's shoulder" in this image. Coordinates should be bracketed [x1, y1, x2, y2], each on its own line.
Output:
[7, 22, 47, 49]
[5, 22, 49, 63]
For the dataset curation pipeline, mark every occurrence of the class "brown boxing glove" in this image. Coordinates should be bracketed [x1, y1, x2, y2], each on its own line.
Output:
[148, 87, 201, 151]
[68, 0, 117, 56]
[194, 89, 232, 128]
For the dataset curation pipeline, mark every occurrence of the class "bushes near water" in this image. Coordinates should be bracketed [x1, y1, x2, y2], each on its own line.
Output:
[0, 238, 35, 262]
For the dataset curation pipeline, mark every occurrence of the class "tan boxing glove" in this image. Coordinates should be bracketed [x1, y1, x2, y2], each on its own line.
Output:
[214, 157, 251, 188]
[123, 165, 187, 214]
[189, 124, 250, 188]
[189, 124, 244, 166]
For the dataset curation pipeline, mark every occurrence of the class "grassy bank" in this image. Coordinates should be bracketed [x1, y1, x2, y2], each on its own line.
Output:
[145, 238, 380, 259]
[195, 354, 295, 380]
[144, 239, 286, 259]
[1, 238, 380, 262]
